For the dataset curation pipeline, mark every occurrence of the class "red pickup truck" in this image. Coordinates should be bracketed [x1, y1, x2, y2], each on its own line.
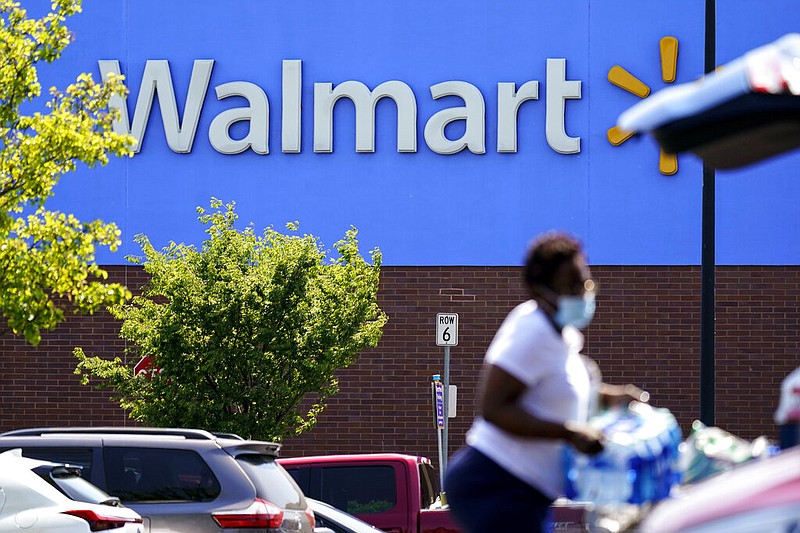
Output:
[278, 453, 590, 533]
[278, 453, 458, 533]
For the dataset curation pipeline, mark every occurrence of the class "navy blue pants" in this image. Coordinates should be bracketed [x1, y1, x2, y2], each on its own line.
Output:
[780, 423, 799, 449]
[445, 446, 553, 533]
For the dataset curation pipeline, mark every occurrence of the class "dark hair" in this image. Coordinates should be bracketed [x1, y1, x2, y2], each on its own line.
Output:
[523, 231, 583, 290]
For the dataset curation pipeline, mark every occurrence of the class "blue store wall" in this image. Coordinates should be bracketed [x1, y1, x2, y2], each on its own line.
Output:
[29, 0, 800, 266]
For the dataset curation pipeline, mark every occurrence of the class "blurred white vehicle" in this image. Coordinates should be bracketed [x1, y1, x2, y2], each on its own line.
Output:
[0, 449, 143, 533]
[308, 498, 382, 533]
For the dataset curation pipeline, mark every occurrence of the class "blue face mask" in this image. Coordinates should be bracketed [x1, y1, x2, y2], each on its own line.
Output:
[554, 292, 596, 330]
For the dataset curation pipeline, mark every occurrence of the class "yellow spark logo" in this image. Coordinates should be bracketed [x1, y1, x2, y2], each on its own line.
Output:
[607, 36, 679, 176]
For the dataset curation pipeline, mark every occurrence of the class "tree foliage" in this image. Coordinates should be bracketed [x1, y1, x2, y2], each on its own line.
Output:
[0, 0, 134, 344]
[75, 199, 388, 441]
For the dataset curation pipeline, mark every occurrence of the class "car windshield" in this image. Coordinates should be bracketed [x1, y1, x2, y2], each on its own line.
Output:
[34, 465, 120, 506]
[235, 454, 307, 510]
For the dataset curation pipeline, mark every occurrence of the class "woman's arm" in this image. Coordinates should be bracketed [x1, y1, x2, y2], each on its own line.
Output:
[599, 383, 650, 409]
[480, 364, 603, 454]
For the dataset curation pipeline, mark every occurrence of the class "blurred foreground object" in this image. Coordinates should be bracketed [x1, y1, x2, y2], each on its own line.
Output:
[678, 420, 773, 485]
[640, 445, 800, 533]
[564, 402, 682, 506]
[618, 33, 800, 169]
[775, 366, 800, 449]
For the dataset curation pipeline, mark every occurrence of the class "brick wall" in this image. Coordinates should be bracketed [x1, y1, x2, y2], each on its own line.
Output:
[1, 265, 797, 470]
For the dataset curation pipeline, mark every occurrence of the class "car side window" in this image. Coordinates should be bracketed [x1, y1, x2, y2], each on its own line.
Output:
[319, 466, 396, 515]
[103, 447, 220, 503]
[17, 448, 94, 481]
[418, 463, 437, 509]
[284, 465, 310, 494]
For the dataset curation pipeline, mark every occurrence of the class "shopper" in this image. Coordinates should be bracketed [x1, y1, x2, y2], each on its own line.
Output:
[775, 366, 800, 449]
[444, 231, 644, 533]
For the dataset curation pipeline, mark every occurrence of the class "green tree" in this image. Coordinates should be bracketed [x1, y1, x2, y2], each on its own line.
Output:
[75, 199, 388, 441]
[1, 0, 133, 345]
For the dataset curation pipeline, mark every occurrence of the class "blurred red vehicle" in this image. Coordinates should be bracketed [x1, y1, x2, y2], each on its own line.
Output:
[640, 445, 800, 532]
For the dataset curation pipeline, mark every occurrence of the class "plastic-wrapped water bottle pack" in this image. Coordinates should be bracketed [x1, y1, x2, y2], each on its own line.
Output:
[677, 420, 776, 485]
[564, 402, 683, 506]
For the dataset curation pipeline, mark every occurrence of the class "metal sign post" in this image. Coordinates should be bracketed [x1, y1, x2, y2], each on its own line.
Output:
[435, 313, 458, 480]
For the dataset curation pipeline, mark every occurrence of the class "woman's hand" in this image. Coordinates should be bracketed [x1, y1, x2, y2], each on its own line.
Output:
[600, 383, 650, 409]
[565, 422, 604, 455]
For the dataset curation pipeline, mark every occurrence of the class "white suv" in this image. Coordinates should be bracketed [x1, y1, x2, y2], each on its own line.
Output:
[0, 449, 143, 532]
[0, 428, 314, 533]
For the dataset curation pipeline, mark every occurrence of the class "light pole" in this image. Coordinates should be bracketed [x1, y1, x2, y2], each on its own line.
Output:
[700, 0, 716, 427]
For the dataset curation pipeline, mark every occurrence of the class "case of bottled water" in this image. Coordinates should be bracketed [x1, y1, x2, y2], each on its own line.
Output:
[564, 401, 682, 505]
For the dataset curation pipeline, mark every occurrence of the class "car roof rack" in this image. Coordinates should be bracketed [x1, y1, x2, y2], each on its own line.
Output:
[211, 432, 245, 440]
[0, 427, 221, 440]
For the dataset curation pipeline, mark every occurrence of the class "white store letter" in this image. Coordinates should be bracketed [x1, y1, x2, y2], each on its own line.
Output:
[424, 81, 486, 155]
[99, 59, 214, 153]
[314, 80, 417, 153]
[497, 81, 539, 153]
[545, 58, 581, 154]
[209, 82, 269, 154]
[282, 59, 302, 153]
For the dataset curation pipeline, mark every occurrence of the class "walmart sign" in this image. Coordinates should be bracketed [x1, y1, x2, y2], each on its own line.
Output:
[35, 0, 800, 266]
[101, 58, 582, 156]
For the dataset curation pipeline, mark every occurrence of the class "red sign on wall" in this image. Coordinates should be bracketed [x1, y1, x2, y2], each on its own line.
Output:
[133, 356, 161, 380]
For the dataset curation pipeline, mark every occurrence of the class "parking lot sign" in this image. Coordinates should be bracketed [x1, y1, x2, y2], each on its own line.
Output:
[436, 313, 458, 346]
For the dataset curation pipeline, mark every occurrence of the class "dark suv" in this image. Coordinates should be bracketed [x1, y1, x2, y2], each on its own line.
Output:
[0, 427, 314, 533]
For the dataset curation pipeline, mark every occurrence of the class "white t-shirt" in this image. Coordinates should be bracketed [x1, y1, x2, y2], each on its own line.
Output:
[466, 300, 592, 499]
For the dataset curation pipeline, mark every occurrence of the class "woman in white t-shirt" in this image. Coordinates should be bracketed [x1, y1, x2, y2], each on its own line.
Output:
[445, 232, 645, 533]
